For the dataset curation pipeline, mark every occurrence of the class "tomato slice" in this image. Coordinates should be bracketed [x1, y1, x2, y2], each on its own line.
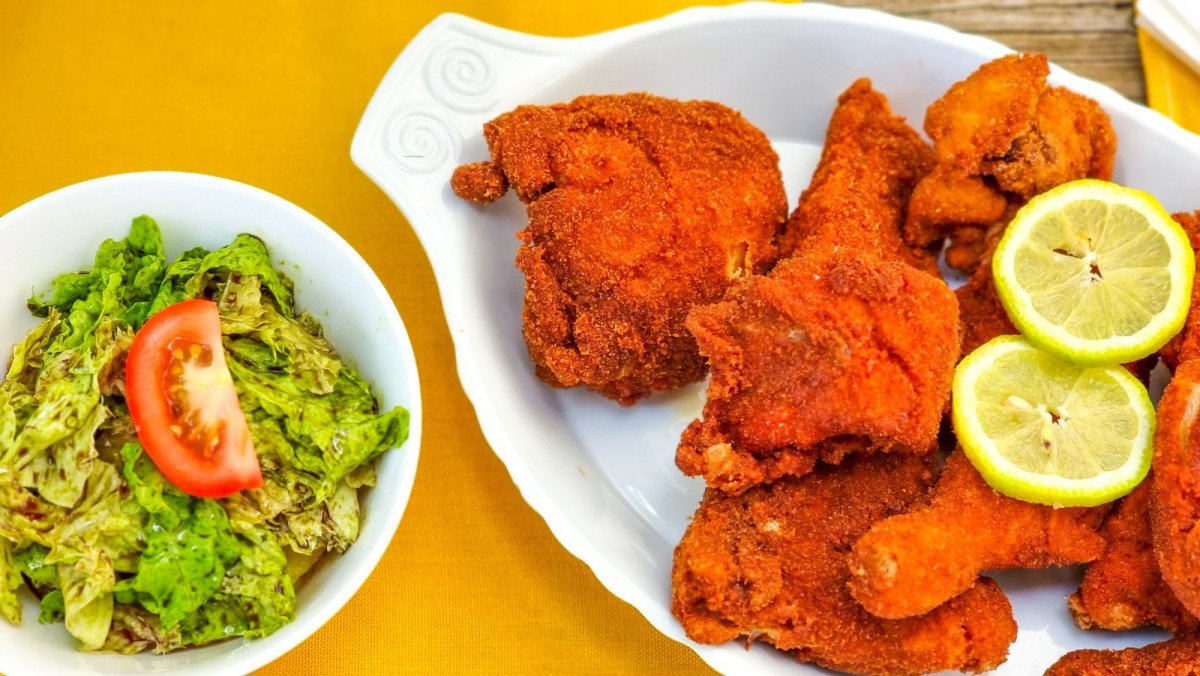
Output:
[126, 299, 262, 498]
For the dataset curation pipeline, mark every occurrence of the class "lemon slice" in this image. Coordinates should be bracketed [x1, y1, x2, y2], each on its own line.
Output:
[992, 179, 1194, 366]
[952, 336, 1154, 507]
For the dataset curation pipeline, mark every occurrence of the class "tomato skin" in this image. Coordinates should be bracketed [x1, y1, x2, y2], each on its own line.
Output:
[126, 299, 262, 498]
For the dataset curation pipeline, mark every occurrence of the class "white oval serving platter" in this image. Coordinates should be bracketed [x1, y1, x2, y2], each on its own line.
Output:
[352, 4, 1199, 673]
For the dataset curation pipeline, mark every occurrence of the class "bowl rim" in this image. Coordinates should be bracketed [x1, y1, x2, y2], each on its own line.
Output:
[0, 170, 423, 675]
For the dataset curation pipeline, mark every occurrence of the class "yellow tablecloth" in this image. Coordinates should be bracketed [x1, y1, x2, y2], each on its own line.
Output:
[2, 3, 1197, 675]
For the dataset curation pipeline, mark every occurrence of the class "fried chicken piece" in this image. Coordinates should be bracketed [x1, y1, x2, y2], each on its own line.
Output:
[451, 94, 787, 404]
[1151, 358, 1200, 619]
[924, 53, 1114, 199]
[1159, 211, 1200, 369]
[672, 454, 1016, 675]
[983, 86, 1117, 199]
[925, 53, 1050, 173]
[1045, 634, 1200, 676]
[1069, 480, 1198, 633]
[777, 79, 938, 275]
[904, 169, 1008, 251]
[675, 253, 959, 494]
[849, 450, 1107, 619]
[906, 53, 1116, 274]
[956, 259, 1019, 356]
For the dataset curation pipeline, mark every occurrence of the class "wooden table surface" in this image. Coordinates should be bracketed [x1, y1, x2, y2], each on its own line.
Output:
[826, 0, 1144, 102]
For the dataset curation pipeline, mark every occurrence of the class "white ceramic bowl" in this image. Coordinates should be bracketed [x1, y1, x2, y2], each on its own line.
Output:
[353, 3, 1200, 674]
[0, 172, 422, 676]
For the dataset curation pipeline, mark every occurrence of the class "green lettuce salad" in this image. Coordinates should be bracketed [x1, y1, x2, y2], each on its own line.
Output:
[0, 216, 408, 652]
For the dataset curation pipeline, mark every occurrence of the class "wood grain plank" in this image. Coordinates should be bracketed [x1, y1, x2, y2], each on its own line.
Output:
[821, 0, 1145, 101]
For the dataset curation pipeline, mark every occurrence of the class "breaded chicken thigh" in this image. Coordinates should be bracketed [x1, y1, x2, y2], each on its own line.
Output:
[452, 93, 787, 404]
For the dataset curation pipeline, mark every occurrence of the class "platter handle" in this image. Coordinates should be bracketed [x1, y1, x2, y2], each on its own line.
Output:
[350, 14, 598, 251]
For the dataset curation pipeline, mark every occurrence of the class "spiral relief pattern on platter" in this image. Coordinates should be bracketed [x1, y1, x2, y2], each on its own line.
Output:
[424, 40, 499, 112]
[384, 110, 459, 174]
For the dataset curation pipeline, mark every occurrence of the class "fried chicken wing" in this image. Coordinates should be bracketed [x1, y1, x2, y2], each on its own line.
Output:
[777, 79, 938, 274]
[906, 53, 1116, 274]
[672, 454, 1016, 675]
[1069, 480, 1198, 633]
[1045, 634, 1200, 676]
[1151, 358, 1200, 620]
[451, 94, 787, 404]
[925, 53, 1049, 173]
[675, 253, 959, 493]
[849, 450, 1107, 619]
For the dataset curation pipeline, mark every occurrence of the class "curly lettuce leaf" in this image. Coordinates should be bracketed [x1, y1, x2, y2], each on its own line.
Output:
[28, 215, 166, 339]
[113, 445, 240, 630]
[5, 316, 132, 508]
[99, 605, 181, 654]
[232, 364, 408, 489]
[38, 589, 64, 624]
[13, 544, 56, 589]
[48, 461, 144, 575]
[59, 551, 114, 650]
[4, 311, 58, 385]
[0, 474, 65, 546]
[36, 462, 142, 649]
[220, 275, 338, 393]
[179, 529, 295, 647]
[148, 234, 293, 318]
[1, 540, 21, 624]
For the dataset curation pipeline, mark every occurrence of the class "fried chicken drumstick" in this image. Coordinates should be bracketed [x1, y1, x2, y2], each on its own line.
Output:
[452, 93, 787, 404]
[672, 454, 1017, 675]
[1069, 480, 1198, 633]
[675, 81, 959, 494]
[849, 450, 1107, 619]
